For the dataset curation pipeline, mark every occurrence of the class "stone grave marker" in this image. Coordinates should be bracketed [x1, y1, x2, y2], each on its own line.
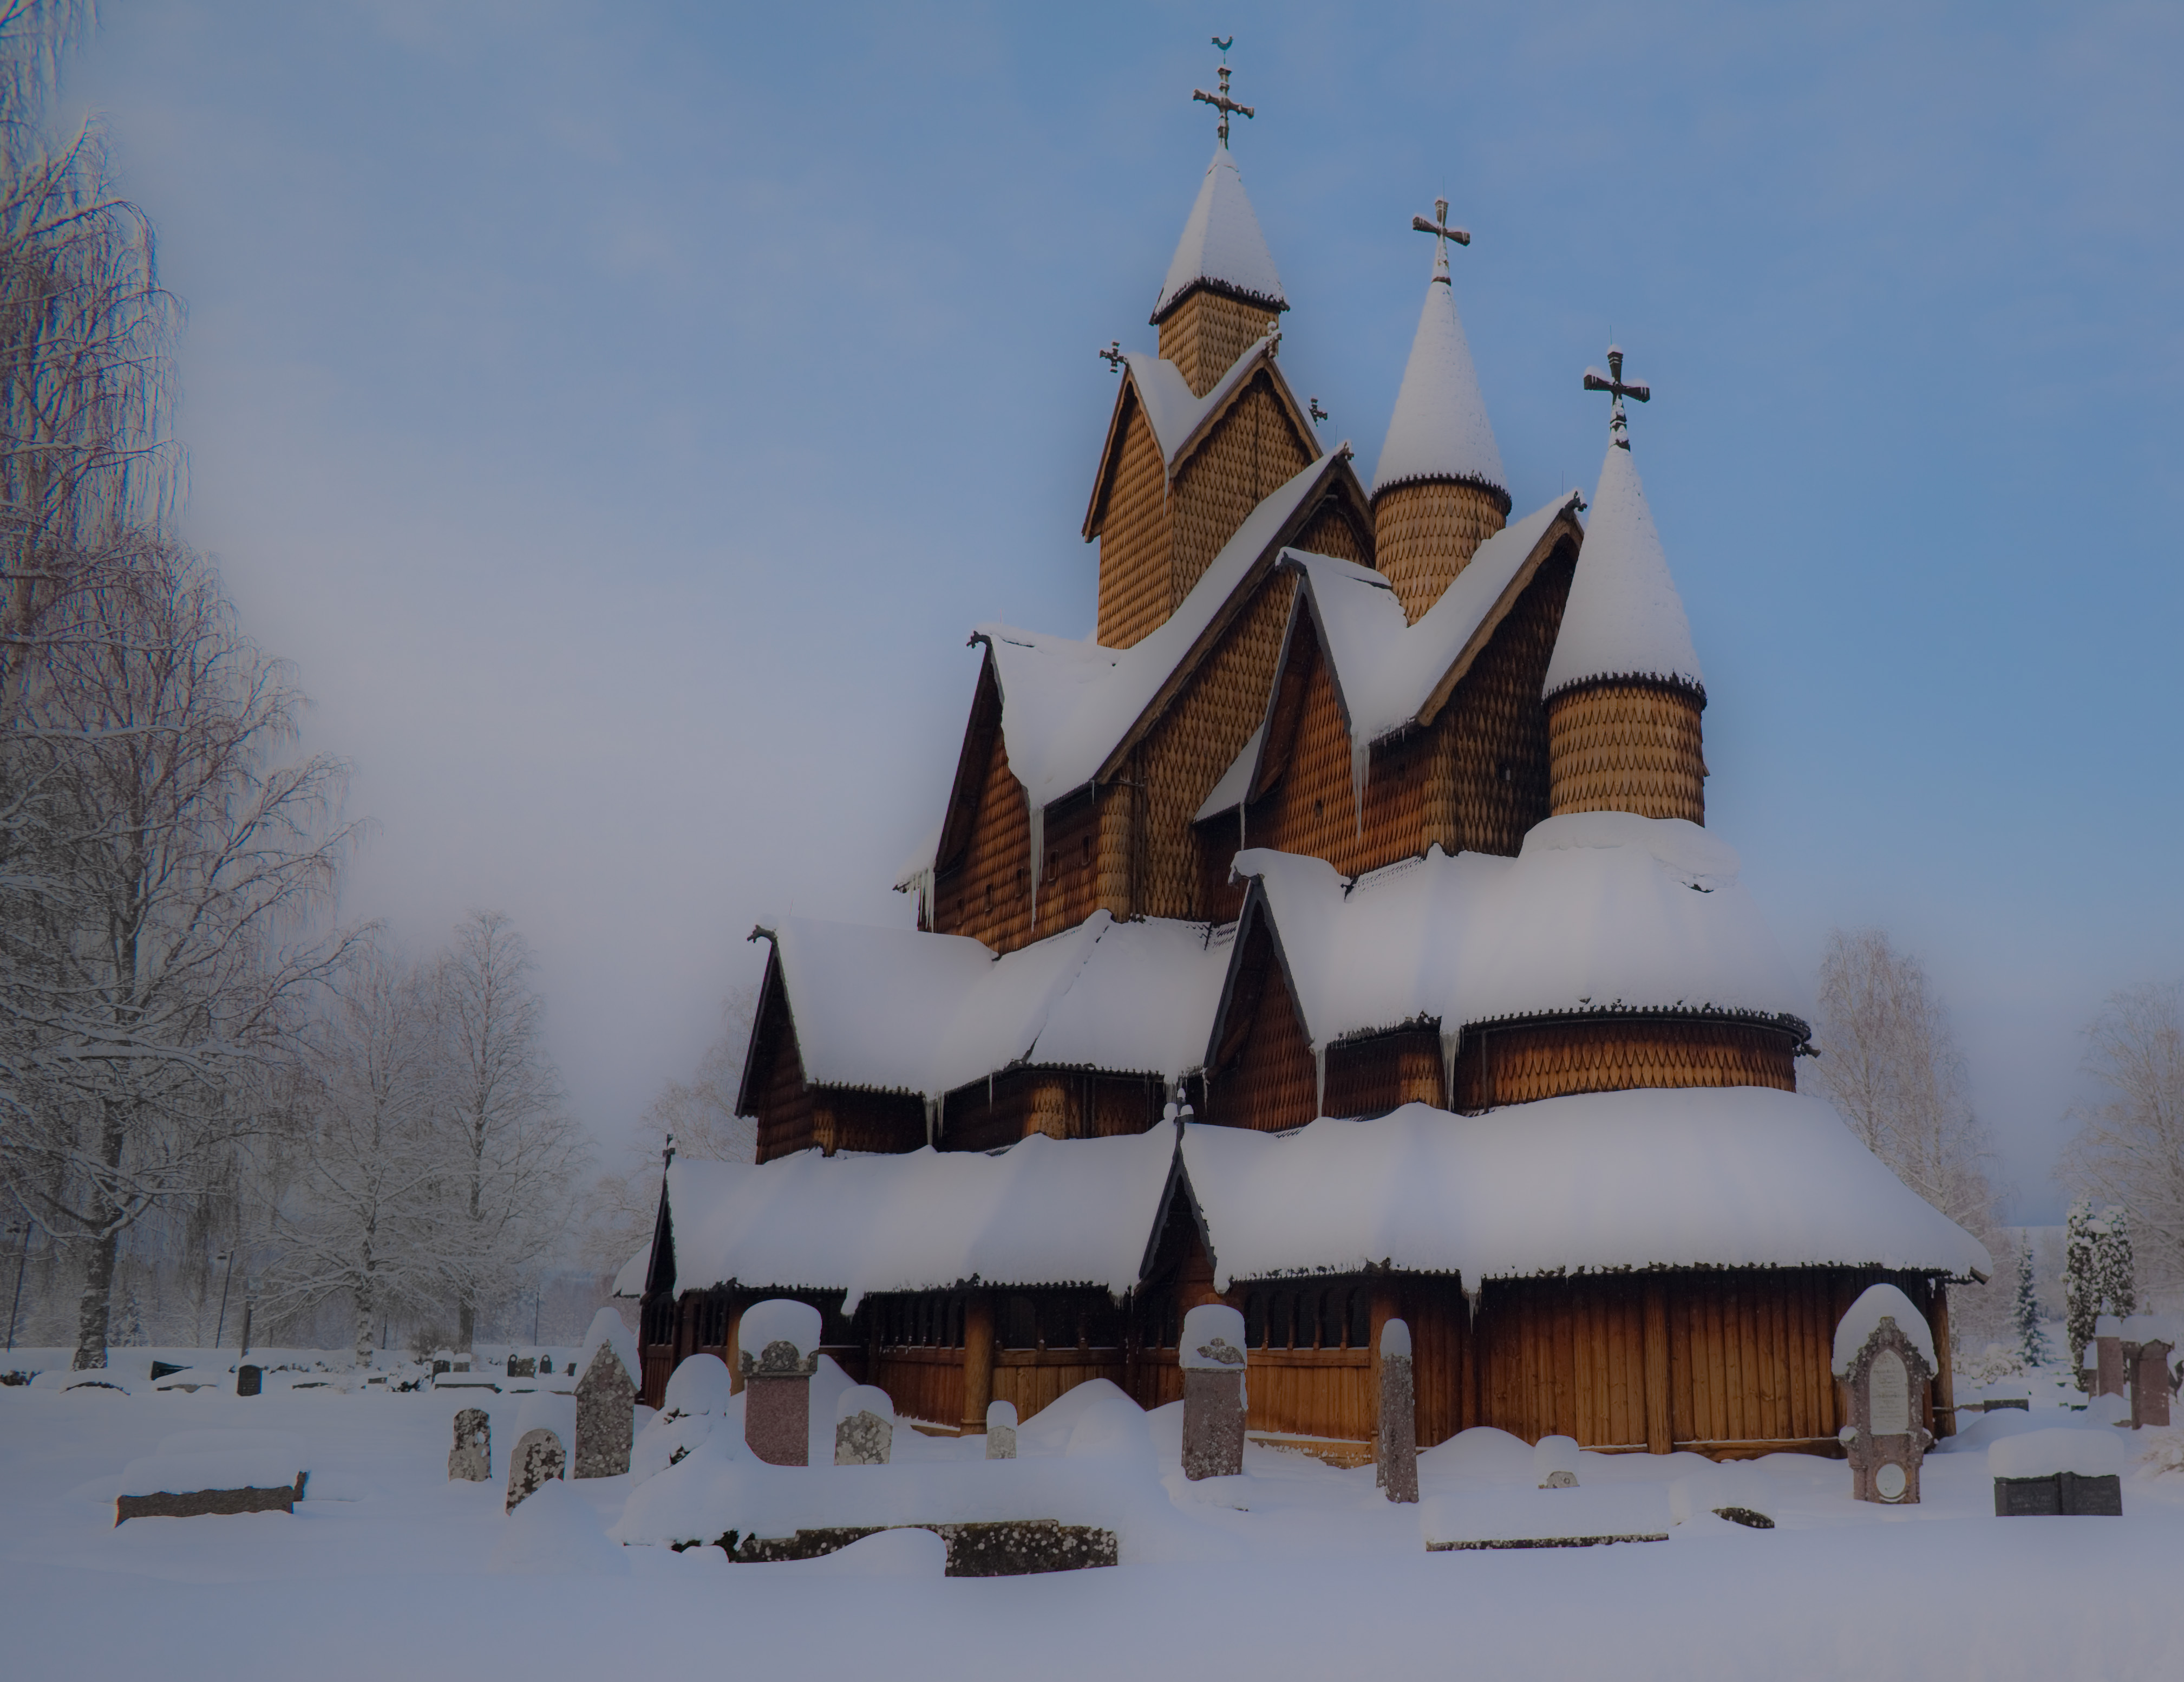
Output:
[506, 1427, 565, 1513]
[235, 1364, 261, 1398]
[1376, 1318, 1418, 1504]
[575, 1340, 637, 1479]
[1833, 1283, 1935, 1504]
[448, 1408, 491, 1482]
[1990, 1427, 2124, 1516]
[1534, 1435, 1580, 1489]
[985, 1399, 1018, 1460]
[834, 1384, 895, 1465]
[506, 1354, 537, 1379]
[1180, 1303, 1248, 1482]
[737, 1299, 822, 1466]
[2092, 1316, 2127, 1400]
[2121, 1319, 2177, 1430]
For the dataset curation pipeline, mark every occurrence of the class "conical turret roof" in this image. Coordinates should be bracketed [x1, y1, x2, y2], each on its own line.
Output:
[1371, 242, 1505, 497]
[1153, 145, 1286, 321]
[1543, 439, 1704, 699]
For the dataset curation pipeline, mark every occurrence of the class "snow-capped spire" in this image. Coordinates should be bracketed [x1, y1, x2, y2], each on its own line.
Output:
[1371, 201, 1505, 497]
[1153, 142, 1287, 321]
[1544, 431, 1704, 700]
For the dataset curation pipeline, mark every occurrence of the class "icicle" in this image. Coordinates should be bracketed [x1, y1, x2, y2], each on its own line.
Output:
[1026, 797, 1045, 929]
[924, 1094, 941, 1149]
[1463, 1285, 1481, 1327]
[1313, 1044, 1327, 1119]
[1440, 1027, 1462, 1110]
[1350, 734, 1369, 840]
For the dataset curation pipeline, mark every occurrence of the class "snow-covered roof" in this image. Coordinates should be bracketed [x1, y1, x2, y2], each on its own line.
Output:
[1154, 144, 1286, 320]
[1542, 440, 1703, 700]
[1179, 1091, 1993, 1289]
[1230, 810, 1808, 1049]
[762, 910, 1231, 1100]
[982, 450, 1343, 813]
[1371, 243, 1505, 497]
[661, 1127, 1178, 1310]
[1120, 336, 1309, 470]
[613, 1239, 652, 1298]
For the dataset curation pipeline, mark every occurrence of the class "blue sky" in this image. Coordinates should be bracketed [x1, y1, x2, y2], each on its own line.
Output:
[70, 2, 2183, 1218]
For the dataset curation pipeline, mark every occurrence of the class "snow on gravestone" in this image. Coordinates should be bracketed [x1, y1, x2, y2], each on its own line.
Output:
[1180, 1304, 1248, 1482]
[1377, 1319, 1418, 1505]
[834, 1384, 895, 1466]
[1534, 1435, 1581, 1490]
[1833, 1284, 1935, 1505]
[985, 1399, 1017, 1461]
[738, 1299, 822, 1468]
[506, 1427, 565, 1513]
[449, 1408, 491, 1482]
[574, 1308, 638, 1479]
[2122, 1320, 2176, 1430]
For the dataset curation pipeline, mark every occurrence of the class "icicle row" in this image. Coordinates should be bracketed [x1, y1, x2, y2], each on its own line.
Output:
[1350, 735, 1370, 840]
[1026, 796, 1045, 929]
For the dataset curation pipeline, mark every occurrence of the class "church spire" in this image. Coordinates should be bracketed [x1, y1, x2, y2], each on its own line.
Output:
[1544, 346, 1708, 824]
[1153, 44, 1287, 397]
[1369, 197, 1511, 623]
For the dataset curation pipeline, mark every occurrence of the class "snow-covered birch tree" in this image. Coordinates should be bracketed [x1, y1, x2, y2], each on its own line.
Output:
[432, 911, 584, 1349]
[259, 944, 452, 1366]
[2062, 980, 2184, 1302]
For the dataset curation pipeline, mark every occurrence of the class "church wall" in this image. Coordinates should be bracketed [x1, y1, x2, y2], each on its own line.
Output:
[1450, 1016, 1800, 1111]
[1546, 677, 1707, 825]
[1324, 1027, 1447, 1116]
[813, 1089, 925, 1156]
[1288, 496, 1371, 566]
[1168, 373, 1315, 608]
[1130, 573, 1298, 922]
[1205, 914, 1319, 1131]
[932, 706, 1035, 954]
[1027, 786, 1102, 944]
[1156, 285, 1281, 397]
[1093, 399, 1175, 649]
[938, 1068, 1167, 1153]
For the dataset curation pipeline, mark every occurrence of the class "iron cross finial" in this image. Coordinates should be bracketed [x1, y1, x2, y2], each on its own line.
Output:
[1410, 194, 1472, 280]
[1193, 49, 1254, 149]
[1582, 343, 1651, 449]
[1309, 396, 1328, 423]
[1098, 340, 1124, 371]
[662, 1133, 676, 1172]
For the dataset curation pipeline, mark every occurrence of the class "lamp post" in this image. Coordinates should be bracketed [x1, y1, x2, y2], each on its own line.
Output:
[5, 1221, 31, 1354]
[238, 1279, 256, 1359]
[212, 1251, 237, 1348]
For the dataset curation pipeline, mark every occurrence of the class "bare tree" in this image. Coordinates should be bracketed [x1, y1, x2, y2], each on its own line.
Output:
[2062, 980, 2184, 1303]
[259, 943, 452, 1366]
[433, 911, 585, 1349]
[1810, 928, 2002, 1342]
[0, 540, 360, 1366]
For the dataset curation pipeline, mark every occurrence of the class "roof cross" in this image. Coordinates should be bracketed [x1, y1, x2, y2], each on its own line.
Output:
[1582, 344, 1650, 449]
[1098, 340, 1124, 371]
[1193, 45, 1254, 149]
[1410, 196, 1472, 278]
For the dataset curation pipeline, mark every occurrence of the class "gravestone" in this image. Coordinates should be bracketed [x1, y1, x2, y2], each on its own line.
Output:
[506, 1354, 537, 1379]
[1376, 1318, 1418, 1504]
[985, 1399, 1018, 1461]
[235, 1364, 261, 1398]
[2093, 1324, 2126, 1401]
[505, 1427, 565, 1513]
[1534, 1435, 1581, 1489]
[1833, 1285, 1935, 1505]
[1990, 1427, 2124, 1516]
[1179, 1303, 1248, 1482]
[575, 1340, 637, 1478]
[737, 1299, 822, 1467]
[2124, 1337, 2175, 1429]
[449, 1407, 491, 1482]
[834, 1384, 895, 1466]
[540, 1357, 554, 1375]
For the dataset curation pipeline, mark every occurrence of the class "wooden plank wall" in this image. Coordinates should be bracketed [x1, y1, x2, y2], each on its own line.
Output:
[995, 1352, 1129, 1423]
[1451, 1018, 1799, 1112]
[1205, 916, 1319, 1131]
[1325, 1028, 1447, 1117]
[931, 701, 1036, 953]
[875, 1347, 965, 1434]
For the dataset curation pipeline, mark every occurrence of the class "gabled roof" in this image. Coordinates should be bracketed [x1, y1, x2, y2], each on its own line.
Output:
[656, 1127, 1179, 1310]
[1082, 333, 1319, 539]
[990, 448, 1361, 815]
[742, 910, 1233, 1104]
[1372, 240, 1506, 498]
[1176, 1092, 1992, 1289]
[1153, 144, 1287, 322]
[1192, 493, 1583, 824]
[1543, 438, 1704, 701]
[1218, 811, 1808, 1054]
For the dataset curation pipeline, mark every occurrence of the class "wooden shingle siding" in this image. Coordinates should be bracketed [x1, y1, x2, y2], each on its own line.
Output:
[1547, 677, 1707, 825]
[1372, 478, 1511, 623]
[1206, 914, 1319, 1131]
[1168, 374, 1315, 607]
[747, 964, 815, 1164]
[1156, 286, 1281, 397]
[932, 702, 1035, 954]
[1451, 1016, 1800, 1111]
[1093, 400, 1174, 648]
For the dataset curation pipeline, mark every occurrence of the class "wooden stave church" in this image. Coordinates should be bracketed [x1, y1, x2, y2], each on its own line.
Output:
[627, 108, 1990, 1464]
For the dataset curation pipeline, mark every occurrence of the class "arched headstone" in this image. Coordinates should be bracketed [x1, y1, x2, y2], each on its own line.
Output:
[505, 1427, 565, 1513]
[1833, 1285, 1935, 1504]
[449, 1407, 491, 1481]
[235, 1365, 261, 1398]
[834, 1384, 895, 1466]
[576, 1341, 636, 1478]
[737, 1299, 822, 1467]
[1376, 1319, 1418, 1504]
[1180, 1303, 1248, 1481]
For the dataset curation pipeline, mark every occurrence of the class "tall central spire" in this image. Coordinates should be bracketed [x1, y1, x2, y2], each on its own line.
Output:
[1153, 46, 1287, 397]
[1369, 195, 1509, 622]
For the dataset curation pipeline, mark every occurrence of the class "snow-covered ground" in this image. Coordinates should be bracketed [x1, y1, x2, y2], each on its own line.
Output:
[4, 1343, 2181, 1681]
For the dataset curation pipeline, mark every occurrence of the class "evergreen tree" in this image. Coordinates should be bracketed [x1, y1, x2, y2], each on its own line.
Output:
[2064, 1197, 2100, 1385]
[2095, 1209, 2136, 1320]
[2014, 1242, 2051, 1366]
